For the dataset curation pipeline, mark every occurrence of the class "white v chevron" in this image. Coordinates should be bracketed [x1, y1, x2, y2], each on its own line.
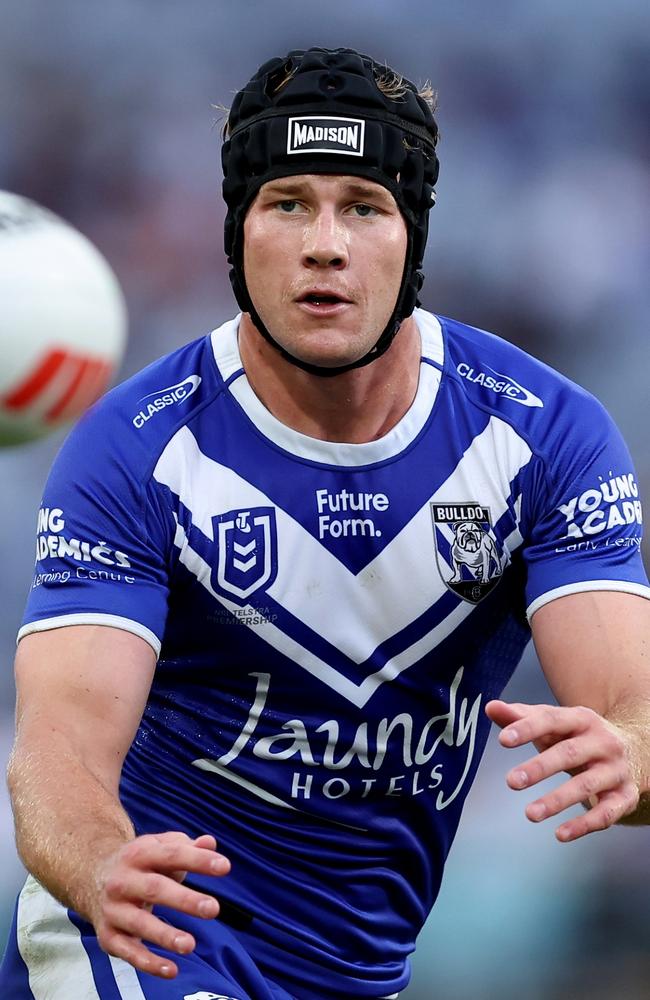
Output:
[171, 514, 474, 708]
[154, 421, 532, 706]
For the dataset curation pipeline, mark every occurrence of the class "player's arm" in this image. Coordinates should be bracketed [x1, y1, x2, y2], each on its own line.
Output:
[486, 591, 650, 841]
[8, 625, 229, 979]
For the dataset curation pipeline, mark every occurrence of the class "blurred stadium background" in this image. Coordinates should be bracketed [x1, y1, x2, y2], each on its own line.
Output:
[1, 2, 649, 997]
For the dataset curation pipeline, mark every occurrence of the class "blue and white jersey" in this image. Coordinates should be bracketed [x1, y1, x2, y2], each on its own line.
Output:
[19, 309, 650, 999]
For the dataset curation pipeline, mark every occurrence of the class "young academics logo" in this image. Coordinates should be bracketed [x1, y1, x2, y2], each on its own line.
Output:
[287, 116, 365, 156]
[431, 503, 502, 603]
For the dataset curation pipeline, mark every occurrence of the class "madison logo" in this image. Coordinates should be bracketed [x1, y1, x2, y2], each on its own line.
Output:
[431, 502, 502, 603]
[287, 116, 365, 156]
[211, 507, 278, 604]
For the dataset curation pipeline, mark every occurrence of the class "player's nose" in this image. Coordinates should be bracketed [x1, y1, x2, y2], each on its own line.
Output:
[301, 207, 349, 269]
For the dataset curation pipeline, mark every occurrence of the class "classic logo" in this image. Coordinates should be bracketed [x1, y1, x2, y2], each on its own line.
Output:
[456, 362, 543, 408]
[287, 116, 365, 156]
[211, 508, 278, 604]
[431, 502, 502, 603]
[132, 375, 201, 428]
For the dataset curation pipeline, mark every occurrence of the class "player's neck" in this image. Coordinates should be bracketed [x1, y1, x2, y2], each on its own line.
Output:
[238, 315, 421, 444]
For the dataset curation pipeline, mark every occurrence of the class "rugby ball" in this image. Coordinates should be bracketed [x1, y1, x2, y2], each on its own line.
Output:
[0, 190, 127, 444]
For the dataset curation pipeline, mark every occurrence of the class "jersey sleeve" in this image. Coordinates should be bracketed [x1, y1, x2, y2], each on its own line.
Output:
[521, 390, 650, 619]
[18, 394, 173, 656]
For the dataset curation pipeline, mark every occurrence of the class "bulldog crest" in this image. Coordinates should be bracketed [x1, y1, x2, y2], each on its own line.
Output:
[430, 502, 502, 603]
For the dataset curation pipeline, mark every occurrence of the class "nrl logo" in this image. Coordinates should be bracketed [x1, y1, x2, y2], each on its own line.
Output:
[431, 502, 502, 604]
[287, 116, 365, 156]
[211, 507, 278, 604]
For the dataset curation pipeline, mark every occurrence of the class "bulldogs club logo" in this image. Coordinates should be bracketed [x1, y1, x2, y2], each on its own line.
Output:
[431, 502, 502, 603]
[211, 507, 278, 604]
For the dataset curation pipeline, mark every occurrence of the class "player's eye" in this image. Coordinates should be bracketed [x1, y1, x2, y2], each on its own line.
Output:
[277, 200, 301, 213]
[351, 204, 378, 218]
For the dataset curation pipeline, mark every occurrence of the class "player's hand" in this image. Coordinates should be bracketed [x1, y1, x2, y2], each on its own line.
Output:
[485, 700, 639, 843]
[89, 831, 230, 979]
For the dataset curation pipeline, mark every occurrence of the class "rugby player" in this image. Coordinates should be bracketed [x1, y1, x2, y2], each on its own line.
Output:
[2, 46, 650, 1000]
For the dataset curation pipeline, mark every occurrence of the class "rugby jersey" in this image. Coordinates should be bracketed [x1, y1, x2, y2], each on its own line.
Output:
[19, 309, 650, 998]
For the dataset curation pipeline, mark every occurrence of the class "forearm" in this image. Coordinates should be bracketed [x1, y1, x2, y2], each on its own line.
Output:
[7, 734, 135, 920]
[605, 700, 650, 825]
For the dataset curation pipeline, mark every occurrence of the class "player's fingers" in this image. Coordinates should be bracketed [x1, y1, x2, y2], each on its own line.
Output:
[97, 927, 179, 979]
[497, 704, 595, 749]
[121, 836, 230, 877]
[103, 901, 196, 957]
[105, 870, 220, 918]
[168, 834, 220, 883]
[506, 732, 608, 789]
[555, 785, 639, 843]
[485, 700, 528, 728]
[522, 763, 630, 822]
[192, 834, 217, 850]
[141, 831, 219, 857]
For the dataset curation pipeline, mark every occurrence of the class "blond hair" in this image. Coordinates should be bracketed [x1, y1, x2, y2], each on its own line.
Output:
[219, 58, 438, 140]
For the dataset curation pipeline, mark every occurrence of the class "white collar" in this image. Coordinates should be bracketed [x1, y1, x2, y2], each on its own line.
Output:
[210, 308, 444, 466]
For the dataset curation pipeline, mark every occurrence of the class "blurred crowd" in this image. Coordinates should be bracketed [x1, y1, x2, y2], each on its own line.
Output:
[1, 2, 649, 996]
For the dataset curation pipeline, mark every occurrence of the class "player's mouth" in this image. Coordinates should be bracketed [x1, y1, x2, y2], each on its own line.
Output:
[295, 289, 353, 316]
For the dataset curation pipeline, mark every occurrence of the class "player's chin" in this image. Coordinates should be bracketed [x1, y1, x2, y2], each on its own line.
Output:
[276, 327, 365, 369]
[289, 340, 370, 370]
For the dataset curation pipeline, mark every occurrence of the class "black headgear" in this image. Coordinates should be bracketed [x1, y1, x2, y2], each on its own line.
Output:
[222, 47, 439, 376]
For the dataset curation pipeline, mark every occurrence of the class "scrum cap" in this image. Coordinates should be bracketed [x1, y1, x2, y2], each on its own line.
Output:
[222, 47, 439, 375]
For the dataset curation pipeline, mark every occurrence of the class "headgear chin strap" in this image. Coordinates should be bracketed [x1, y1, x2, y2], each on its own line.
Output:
[222, 47, 439, 376]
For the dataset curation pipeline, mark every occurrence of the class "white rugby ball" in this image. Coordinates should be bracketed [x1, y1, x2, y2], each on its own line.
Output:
[0, 191, 128, 444]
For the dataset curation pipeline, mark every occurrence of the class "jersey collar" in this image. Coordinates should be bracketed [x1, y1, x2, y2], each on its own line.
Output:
[210, 308, 444, 466]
